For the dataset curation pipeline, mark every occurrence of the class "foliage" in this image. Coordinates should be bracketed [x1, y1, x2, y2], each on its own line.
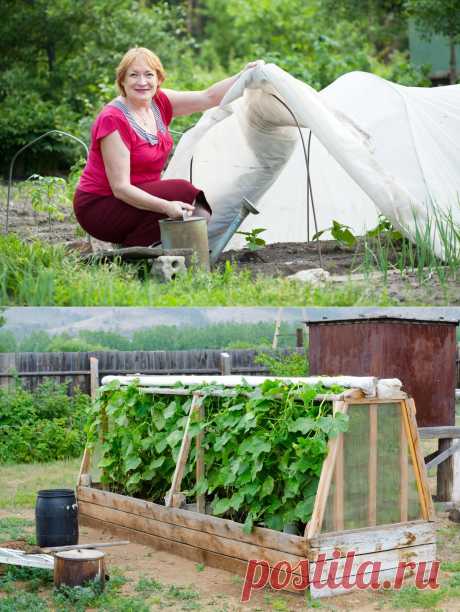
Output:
[405, 0, 460, 83]
[255, 351, 309, 377]
[313, 220, 358, 247]
[0, 379, 90, 463]
[7, 323, 300, 353]
[0, 234, 393, 307]
[87, 380, 348, 532]
[236, 228, 267, 252]
[1, 0, 431, 176]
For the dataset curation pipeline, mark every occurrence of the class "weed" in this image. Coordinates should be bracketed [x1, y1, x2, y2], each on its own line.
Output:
[443, 561, 460, 572]
[0, 517, 33, 541]
[195, 563, 205, 572]
[386, 585, 446, 609]
[135, 576, 163, 593]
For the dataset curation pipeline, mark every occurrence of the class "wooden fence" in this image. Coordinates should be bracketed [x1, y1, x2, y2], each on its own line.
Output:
[0, 348, 305, 395]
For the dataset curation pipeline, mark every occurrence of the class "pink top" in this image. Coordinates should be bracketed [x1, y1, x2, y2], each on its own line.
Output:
[78, 89, 174, 195]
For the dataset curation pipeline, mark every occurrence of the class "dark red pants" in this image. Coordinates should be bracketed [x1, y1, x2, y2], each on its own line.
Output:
[73, 179, 208, 247]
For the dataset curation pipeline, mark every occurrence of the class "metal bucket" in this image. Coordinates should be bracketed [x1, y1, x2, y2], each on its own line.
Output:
[159, 218, 210, 271]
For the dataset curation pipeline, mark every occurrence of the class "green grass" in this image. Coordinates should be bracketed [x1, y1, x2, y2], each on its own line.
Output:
[0, 233, 434, 306]
[0, 458, 80, 509]
[0, 517, 34, 542]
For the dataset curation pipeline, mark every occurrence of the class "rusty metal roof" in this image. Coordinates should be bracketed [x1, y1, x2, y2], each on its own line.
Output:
[304, 310, 458, 325]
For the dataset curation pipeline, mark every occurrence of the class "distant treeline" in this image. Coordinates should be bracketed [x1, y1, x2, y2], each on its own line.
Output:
[0, 322, 304, 353]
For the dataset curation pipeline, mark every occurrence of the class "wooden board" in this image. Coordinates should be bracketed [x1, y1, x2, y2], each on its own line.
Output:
[78, 500, 304, 569]
[310, 542, 436, 598]
[77, 487, 306, 557]
[79, 514, 301, 594]
[307, 521, 435, 560]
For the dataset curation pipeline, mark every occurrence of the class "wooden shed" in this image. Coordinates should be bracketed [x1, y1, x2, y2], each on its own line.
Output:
[307, 313, 458, 428]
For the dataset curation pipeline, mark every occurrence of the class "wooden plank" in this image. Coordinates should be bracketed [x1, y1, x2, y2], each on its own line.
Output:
[453, 438, 460, 504]
[310, 543, 436, 598]
[307, 520, 435, 559]
[0, 548, 54, 570]
[333, 431, 344, 531]
[306, 401, 347, 540]
[77, 486, 306, 557]
[437, 439, 454, 501]
[78, 501, 304, 569]
[196, 400, 205, 514]
[165, 394, 202, 507]
[79, 514, 301, 594]
[220, 353, 232, 376]
[419, 426, 460, 439]
[368, 404, 377, 527]
[400, 412, 409, 522]
[426, 440, 460, 470]
[403, 399, 436, 520]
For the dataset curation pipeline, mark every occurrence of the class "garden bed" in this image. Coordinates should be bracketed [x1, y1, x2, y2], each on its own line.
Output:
[77, 375, 437, 598]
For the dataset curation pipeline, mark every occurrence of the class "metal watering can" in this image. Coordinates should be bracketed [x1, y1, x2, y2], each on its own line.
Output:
[159, 198, 259, 270]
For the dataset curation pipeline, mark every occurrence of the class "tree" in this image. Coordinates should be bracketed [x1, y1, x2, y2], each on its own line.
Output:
[405, 0, 460, 83]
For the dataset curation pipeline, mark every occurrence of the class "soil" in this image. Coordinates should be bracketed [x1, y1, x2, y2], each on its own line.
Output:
[1, 507, 460, 611]
[3, 188, 460, 305]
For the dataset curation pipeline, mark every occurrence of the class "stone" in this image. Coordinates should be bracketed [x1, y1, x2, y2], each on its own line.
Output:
[151, 256, 186, 282]
[448, 507, 460, 523]
[287, 268, 330, 284]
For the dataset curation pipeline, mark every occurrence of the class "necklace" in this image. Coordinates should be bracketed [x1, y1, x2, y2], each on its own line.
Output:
[126, 103, 156, 133]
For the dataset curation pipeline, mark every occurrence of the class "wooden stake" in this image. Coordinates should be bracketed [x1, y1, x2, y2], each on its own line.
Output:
[402, 399, 435, 521]
[333, 431, 344, 531]
[368, 404, 378, 526]
[165, 394, 202, 508]
[77, 357, 99, 487]
[272, 308, 282, 349]
[306, 401, 347, 540]
[400, 409, 408, 522]
[196, 400, 206, 514]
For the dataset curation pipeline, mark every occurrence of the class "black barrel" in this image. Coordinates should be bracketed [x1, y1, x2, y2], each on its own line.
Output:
[35, 489, 79, 548]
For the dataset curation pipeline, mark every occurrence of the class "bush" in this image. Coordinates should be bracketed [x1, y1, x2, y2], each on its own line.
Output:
[0, 378, 90, 463]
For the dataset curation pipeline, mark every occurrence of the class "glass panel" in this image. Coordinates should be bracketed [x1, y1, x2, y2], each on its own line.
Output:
[321, 402, 422, 534]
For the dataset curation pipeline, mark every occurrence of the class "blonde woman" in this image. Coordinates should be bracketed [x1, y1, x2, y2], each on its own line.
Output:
[74, 47, 259, 246]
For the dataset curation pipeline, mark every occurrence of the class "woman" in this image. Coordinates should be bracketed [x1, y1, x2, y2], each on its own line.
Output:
[74, 47, 260, 247]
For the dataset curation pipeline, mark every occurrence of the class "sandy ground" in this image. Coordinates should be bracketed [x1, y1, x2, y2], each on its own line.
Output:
[1, 507, 460, 611]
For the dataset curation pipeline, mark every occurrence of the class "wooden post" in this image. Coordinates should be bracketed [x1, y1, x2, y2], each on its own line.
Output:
[333, 431, 344, 531]
[272, 308, 282, 349]
[165, 394, 202, 507]
[296, 328, 304, 348]
[196, 400, 206, 513]
[402, 399, 436, 520]
[306, 401, 347, 539]
[220, 353, 231, 376]
[453, 438, 460, 504]
[400, 411, 408, 522]
[368, 404, 378, 526]
[77, 358, 100, 486]
[437, 439, 453, 502]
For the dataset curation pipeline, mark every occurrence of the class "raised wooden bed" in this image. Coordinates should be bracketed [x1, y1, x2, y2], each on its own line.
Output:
[77, 375, 436, 598]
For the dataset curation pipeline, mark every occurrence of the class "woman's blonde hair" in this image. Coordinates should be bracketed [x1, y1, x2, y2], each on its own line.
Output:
[116, 47, 166, 96]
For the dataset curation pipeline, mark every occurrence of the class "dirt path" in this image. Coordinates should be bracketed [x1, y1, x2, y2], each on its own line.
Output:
[2, 508, 460, 611]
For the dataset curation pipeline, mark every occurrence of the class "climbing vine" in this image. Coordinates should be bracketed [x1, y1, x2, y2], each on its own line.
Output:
[86, 379, 348, 533]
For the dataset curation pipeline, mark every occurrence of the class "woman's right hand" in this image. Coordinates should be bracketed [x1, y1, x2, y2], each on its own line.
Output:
[164, 201, 195, 219]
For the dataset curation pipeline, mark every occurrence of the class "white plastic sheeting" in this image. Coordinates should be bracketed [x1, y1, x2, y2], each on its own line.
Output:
[164, 64, 460, 256]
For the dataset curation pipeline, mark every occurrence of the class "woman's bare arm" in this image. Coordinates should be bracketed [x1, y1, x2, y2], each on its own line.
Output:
[163, 61, 263, 117]
[100, 131, 194, 218]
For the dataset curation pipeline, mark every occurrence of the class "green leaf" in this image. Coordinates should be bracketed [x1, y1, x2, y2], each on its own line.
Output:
[164, 401, 177, 419]
[212, 497, 232, 516]
[288, 416, 316, 434]
[124, 455, 142, 471]
[261, 476, 274, 498]
[243, 513, 254, 534]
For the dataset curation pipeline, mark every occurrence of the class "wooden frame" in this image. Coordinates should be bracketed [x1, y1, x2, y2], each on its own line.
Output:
[77, 378, 436, 599]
